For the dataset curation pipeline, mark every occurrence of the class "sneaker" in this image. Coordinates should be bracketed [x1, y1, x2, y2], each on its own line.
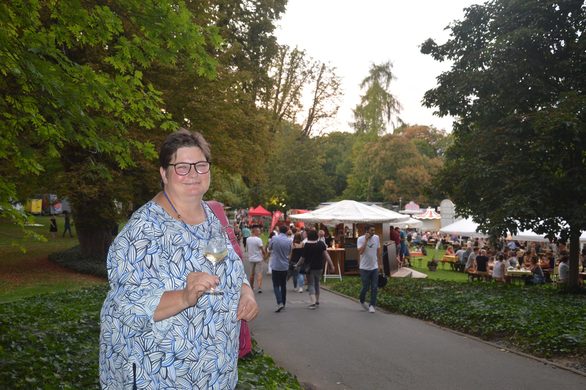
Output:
[275, 303, 285, 313]
[369, 305, 376, 313]
[315, 302, 319, 306]
[298, 287, 303, 293]
[361, 302, 368, 311]
[308, 304, 317, 310]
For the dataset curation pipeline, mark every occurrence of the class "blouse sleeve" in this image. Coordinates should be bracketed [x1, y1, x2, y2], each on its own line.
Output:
[106, 219, 172, 339]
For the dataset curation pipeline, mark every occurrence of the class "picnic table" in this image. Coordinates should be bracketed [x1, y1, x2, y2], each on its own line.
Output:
[440, 255, 457, 270]
[410, 251, 425, 267]
[507, 269, 532, 285]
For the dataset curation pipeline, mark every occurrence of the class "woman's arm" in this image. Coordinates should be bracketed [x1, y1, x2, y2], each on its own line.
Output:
[153, 272, 219, 322]
[237, 283, 259, 321]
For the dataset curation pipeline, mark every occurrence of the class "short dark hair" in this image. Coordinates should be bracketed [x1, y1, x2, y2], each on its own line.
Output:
[159, 128, 211, 169]
[364, 224, 374, 232]
[307, 228, 318, 240]
[279, 225, 288, 234]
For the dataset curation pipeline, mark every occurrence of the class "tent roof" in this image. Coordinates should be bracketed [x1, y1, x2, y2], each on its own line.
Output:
[439, 218, 488, 238]
[248, 205, 272, 217]
[289, 200, 409, 224]
[414, 207, 441, 220]
[393, 217, 424, 229]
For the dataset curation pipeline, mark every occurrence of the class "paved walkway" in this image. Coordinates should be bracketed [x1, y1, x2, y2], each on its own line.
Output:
[246, 268, 586, 390]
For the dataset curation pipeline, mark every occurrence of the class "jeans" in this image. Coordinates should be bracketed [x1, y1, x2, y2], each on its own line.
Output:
[290, 268, 304, 289]
[272, 270, 288, 305]
[359, 269, 378, 307]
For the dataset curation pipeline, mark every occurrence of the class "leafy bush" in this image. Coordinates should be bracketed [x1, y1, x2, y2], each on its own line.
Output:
[49, 246, 107, 278]
[0, 286, 300, 389]
[327, 277, 586, 359]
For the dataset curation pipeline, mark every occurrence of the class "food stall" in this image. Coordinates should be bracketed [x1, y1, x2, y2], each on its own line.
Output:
[289, 200, 408, 275]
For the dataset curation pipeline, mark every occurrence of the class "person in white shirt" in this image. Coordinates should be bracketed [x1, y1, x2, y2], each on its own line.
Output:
[558, 253, 569, 284]
[357, 224, 381, 313]
[246, 227, 266, 293]
[492, 254, 507, 283]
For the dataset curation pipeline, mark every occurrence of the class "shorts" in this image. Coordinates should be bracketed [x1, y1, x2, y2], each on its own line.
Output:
[250, 261, 264, 274]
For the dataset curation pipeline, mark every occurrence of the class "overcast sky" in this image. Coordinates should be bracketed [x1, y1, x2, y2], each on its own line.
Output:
[274, 0, 483, 134]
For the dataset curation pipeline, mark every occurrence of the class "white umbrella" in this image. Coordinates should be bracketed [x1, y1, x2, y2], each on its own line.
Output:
[289, 200, 409, 225]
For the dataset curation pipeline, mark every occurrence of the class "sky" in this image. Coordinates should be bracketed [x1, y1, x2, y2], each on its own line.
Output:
[274, 0, 483, 134]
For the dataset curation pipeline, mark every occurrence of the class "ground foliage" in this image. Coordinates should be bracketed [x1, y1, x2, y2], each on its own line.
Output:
[0, 285, 300, 389]
[327, 277, 586, 361]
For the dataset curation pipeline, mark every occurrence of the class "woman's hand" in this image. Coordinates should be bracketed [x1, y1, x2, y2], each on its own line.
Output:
[182, 272, 219, 308]
[237, 284, 259, 321]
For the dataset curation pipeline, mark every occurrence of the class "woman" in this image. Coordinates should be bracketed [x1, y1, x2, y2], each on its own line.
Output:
[527, 255, 545, 285]
[296, 229, 334, 309]
[49, 215, 57, 239]
[289, 232, 305, 293]
[99, 129, 258, 389]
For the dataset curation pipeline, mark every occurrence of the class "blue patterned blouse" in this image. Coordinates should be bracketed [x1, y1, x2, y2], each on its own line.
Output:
[99, 201, 248, 389]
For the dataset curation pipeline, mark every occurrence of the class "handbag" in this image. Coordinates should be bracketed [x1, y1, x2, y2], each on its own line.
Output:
[378, 272, 388, 288]
[207, 200, 252, 358]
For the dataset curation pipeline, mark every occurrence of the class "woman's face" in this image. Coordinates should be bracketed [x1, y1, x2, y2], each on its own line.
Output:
[160, 146, 210, 199]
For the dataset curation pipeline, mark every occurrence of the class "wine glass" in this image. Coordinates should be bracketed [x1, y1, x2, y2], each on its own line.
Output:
[203, 227, 228, 295]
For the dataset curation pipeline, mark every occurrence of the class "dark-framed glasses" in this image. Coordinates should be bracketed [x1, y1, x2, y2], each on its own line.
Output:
[169, 161, 211, 175]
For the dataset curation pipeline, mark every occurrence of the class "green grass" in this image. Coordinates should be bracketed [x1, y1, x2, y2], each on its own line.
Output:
[0, 216, 105, 302]
[406, 248, 469, 282]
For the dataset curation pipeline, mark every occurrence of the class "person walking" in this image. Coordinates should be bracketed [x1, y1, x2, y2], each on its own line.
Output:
[246, 227, 266, 293]
[49, 216, 58, 239]
[289, 232, 305, 293]
[296, 229, 334, 309]
[268, 225, 291, 312]
[62, 211, 73, 238]
[357, 224, 381, 313]
[242, 224, 251, 250]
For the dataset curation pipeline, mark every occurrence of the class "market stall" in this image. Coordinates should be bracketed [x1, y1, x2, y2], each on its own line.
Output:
[290, 200, 408, 275]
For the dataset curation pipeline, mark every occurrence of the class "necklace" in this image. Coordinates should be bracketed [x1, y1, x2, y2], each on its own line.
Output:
[163, 191, 182, 220]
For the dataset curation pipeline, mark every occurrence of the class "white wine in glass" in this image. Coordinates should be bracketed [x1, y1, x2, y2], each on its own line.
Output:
[204, 233, 228, 295]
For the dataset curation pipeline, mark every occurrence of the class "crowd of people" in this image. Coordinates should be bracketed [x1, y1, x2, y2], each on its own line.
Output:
[453, 237, 584, 285]
[238, 221, 386, 313]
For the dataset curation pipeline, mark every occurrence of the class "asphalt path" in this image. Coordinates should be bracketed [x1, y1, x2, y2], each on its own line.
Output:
[245, 266, 586, 390]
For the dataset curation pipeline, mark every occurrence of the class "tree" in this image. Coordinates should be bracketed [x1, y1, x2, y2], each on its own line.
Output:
[260, 45, 342, 137]
[263, 124, 334, 209]
[0, 1, 218, 257]
[421, 0, 586, 290]
[343, 132, 445, 204]
[148, 0, 286, 187]
[351, 61, 403, 136]
[315, 132, 355, 199]
[300, 62, 342, 137]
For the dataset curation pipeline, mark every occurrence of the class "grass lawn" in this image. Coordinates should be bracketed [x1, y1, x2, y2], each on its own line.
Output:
[406, 247, 469, 282]
[0, 216, 105, 302]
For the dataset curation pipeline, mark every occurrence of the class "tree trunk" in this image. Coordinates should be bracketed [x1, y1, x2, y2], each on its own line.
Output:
[568, 227, 581, 293]
[76, 223, 114, 260]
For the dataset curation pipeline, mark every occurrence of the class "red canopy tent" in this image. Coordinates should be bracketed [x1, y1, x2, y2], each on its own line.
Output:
[248, 205, 272, 217]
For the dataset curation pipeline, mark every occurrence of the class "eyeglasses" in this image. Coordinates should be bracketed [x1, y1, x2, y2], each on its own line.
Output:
[168, 161, 211, 175]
